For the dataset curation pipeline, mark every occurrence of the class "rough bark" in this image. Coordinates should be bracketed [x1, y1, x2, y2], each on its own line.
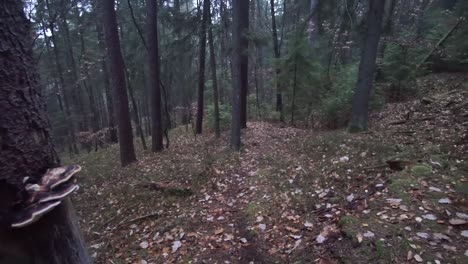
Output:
[147, 0, 164, 152]
[0, 1, 90, 262]
[101, 0, 137, 166]
[349, 0, 386, 132]
[195, 0, 210, 134]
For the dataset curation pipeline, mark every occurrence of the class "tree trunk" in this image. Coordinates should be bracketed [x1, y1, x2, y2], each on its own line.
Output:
[101, 0, 137, 166]
[270, 0, 283, 121]
[0, 1, 90, 262]
[231, 0, 249, 150]
[291, 63, 297, 126]
[208, 5, 221, 138]
[195, 0, 210, 134]
[239, 0, 249, 129]
[147, 0, 164, 152]
[127, 70, 148, 150]
[349, 0, 386, 132]
[92, 6, 118, 142]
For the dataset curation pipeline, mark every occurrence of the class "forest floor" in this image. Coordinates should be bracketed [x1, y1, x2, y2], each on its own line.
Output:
[72, 73, 468, 264]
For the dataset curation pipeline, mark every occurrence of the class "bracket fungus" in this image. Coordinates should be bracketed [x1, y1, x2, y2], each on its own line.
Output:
[11, 165, 81, 228]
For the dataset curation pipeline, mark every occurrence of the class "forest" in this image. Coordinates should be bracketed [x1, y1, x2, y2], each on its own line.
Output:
[0, 0, 467, 263]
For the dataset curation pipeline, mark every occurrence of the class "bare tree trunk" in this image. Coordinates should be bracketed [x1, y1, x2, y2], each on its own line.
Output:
[291, 63, 297, 126]
[92, 4, 118, 142]
[349, 0, 386, 132]
[101, 0, 137, 166]
[239, 0, 249, 129]
[208, 5, 221, 138]
[231, 0, 249, 150]
[147, 0, 164, 152]
[195, 0, 210, 134]
[127, 70, 148, 150]
[270, 0, 283, 122]
[0, 1, 90, 262]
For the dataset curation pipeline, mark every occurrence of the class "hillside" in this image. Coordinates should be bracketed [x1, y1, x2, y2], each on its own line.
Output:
[72, 73, 468, 263]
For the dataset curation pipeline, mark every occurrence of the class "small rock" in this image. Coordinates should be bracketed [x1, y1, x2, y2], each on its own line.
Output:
[346, 194, 355, 202]
[363, 231, 375, 238]
[256, 216, 264, 222]
[429, 186, 442, 192]
[415, 217, 423, 222]
[240, 238, 248, 244]
[304, 221, 313, 228]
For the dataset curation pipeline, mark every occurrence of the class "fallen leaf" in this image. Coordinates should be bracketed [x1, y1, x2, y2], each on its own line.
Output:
[356, 233, 363, 243]
[414, 254, 423, 262]
[422, 214, 437, 220]
[438, 198, 452, 204]
[449, 218, 468, 225]
[172, 240, 182, 253]
[140, 241, 149, 249]
[461, 230, 468, 238]
[215, 228, 224, 235]
[407, 250, 413, 260]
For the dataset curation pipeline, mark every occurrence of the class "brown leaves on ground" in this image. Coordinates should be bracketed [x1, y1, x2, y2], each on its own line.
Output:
[73, 73, 468, 263]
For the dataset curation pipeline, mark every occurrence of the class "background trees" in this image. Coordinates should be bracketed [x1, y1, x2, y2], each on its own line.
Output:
[25, 0, 467, 154]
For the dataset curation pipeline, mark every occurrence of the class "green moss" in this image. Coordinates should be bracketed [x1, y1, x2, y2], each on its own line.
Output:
[388, 177, 419, 202]
[339, 215, 360, 238]
[410, 164, 432, 177]
[245, 202, 259, 220]
[374, 240, 392, 261]
[431, 154, 450, 168]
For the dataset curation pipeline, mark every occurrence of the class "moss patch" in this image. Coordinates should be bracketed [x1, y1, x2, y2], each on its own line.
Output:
[410, 164, 432, 177]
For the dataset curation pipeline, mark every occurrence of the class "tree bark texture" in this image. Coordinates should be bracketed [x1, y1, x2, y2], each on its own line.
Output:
[0, 1, 90, 263]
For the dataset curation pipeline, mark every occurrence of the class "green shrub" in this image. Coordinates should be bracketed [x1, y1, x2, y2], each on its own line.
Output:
[319, 63, 358, 128]
[206, 104, 231, 131]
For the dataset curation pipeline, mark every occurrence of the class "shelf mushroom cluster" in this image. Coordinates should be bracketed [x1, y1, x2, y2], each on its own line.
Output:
[11, 165, 81, 228]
